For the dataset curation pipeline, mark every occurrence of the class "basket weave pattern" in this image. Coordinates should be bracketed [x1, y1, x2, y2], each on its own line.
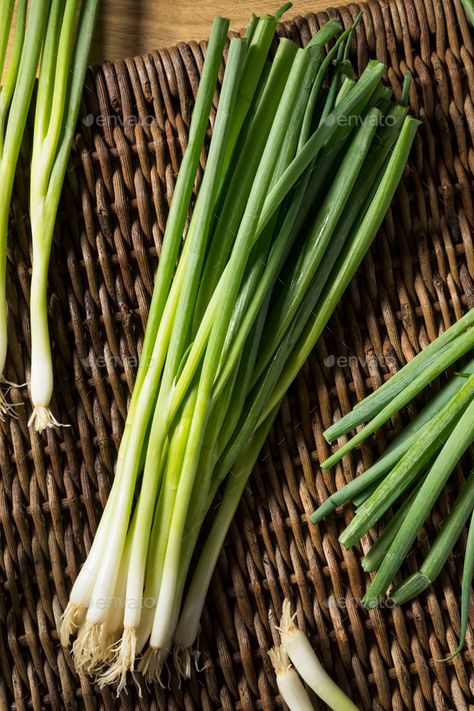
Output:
[1, 0, 474, 709]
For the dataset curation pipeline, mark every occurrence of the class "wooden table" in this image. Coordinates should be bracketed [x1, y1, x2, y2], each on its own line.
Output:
[91, 0, 346, 63]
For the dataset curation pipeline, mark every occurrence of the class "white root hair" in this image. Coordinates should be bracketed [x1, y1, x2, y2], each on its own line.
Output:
[137, 646, 168, 688]
[60, 602, 86, 647]
[28, 405, 70, 432]
[98, 626, 137, 695]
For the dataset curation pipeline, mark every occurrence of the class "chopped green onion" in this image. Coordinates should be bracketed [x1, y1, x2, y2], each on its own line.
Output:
[390, 469, 474, 603]
[324, 310, 474, 444]
[322, 325, 474, 469]
[339, 375, 474, 549]
[363, 391, 474, 607]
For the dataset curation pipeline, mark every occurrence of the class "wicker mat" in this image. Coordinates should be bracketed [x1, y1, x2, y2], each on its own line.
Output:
[1, 0, 474, 709]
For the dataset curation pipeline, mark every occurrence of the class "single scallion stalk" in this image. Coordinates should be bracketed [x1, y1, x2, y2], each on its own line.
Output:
[0, 0, 50, 416]
[0, 0, 15, 81]
[441, 506, 474, 660]
[244, 13, 258, 43]
[0, 0, 27, 151]
[28, 0, 100, 430]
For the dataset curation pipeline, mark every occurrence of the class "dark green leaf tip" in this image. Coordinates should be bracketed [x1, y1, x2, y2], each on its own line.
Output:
[275, 2, 292, 19]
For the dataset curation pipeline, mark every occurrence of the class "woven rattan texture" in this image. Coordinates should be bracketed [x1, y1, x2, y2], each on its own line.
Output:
[1, 0, 474, 709]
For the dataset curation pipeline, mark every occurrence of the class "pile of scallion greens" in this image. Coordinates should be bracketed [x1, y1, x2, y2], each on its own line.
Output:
[0, 0, 99, 428]
[60, 6, 419, 689]
[312, 308, 474, 658]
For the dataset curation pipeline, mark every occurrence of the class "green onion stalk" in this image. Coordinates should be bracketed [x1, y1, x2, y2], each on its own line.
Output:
[60, 9, 419, 688]
[28, 0, 99, 430]
[0, 0, 50, 417]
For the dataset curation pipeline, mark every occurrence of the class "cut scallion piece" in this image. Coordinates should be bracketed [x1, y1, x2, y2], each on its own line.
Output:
[324, 309, 474, 444]
[389, 469, 474, 603]
[363, 393, 474, 606]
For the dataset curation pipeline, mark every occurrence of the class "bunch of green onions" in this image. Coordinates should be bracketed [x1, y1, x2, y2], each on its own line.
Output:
[312, 308, 474, 657]
[60, 7, 419, 690]
[0, 0, 99, 429]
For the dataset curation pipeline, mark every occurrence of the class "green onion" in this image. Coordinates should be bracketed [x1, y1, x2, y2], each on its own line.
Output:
[461, 0, 474, 27]
[312, 313, 474, 656]
[257, 116, 420, 425]
[27, 0, 99, 430]
[146, 44, 315, 662]
[60, 15, 231, 655]
[322, 325, 474, 469]
[0, 0, 50, 416]
[103, 38, 247, 686]
[361, 475, 427, 572]
[173, 406, 279, 653]
[442, 506, 474, 660]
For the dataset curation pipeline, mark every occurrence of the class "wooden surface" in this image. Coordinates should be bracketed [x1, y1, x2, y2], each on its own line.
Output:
[90, 0, 350, 63]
